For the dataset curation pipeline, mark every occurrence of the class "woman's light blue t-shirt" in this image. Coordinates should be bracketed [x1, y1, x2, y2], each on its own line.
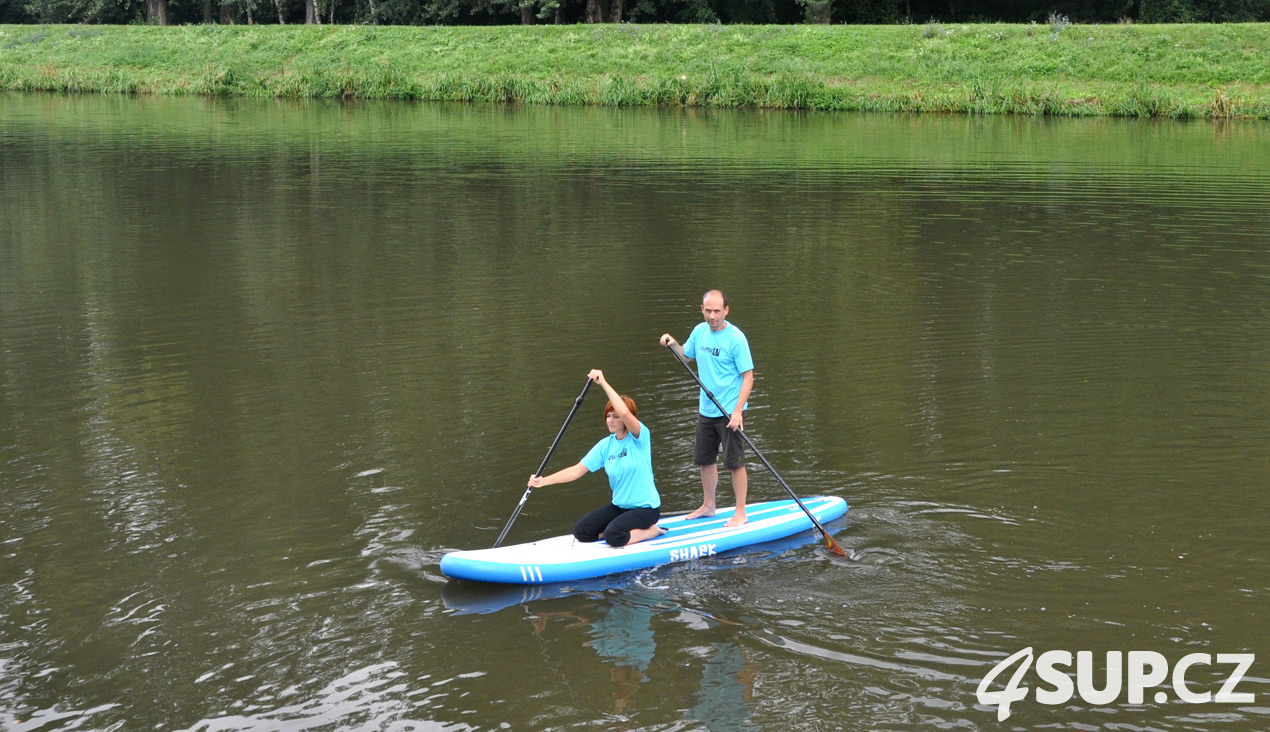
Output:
[581, 421, 660, 509]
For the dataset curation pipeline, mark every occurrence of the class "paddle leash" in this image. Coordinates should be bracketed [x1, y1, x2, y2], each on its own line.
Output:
[493, 377, 593, 548]
[666, 345, 848, 557]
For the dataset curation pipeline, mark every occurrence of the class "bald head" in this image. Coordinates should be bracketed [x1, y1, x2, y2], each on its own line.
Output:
[702, 289, 728, 308]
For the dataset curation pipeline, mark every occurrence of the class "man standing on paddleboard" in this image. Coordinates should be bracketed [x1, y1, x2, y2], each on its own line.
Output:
[660, 289, 754, 527]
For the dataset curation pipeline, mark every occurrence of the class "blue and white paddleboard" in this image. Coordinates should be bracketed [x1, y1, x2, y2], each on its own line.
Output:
[440, 495, 848, 585]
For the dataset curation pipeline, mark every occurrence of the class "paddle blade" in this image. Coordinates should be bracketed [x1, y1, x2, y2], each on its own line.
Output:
[824, 533, 848, 558]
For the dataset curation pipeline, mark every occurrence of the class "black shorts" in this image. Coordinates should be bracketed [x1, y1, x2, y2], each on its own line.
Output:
[694, 413, 747, 470]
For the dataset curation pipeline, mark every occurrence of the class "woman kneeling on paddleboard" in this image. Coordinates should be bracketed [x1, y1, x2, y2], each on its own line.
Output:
[527, 370, 664, 548]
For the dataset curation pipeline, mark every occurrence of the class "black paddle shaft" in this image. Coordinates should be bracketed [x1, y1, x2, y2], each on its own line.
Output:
[666, 345, 845, 554]
[493, 377, 593, 548]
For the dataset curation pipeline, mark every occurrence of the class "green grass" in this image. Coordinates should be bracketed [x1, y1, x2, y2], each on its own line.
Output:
[2, 23, 1269, 118]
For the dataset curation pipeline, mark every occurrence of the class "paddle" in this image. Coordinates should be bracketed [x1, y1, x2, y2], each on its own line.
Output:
[666, 344, 848, 558]
[493, 377, 593, 548]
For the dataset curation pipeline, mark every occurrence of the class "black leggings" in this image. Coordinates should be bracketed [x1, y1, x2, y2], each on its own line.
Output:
[574, 504, 661, 548]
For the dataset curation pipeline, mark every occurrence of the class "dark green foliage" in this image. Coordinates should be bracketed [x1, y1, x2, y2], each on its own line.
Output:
[1, 0, 29, 22]
[1133, 0, 1270, 21]
[903, 0, 1269, 21]
[20, 0, 140, 22]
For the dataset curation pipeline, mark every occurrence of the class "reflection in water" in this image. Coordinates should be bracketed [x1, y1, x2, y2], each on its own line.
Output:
[688, 642, 757, 732]
[1, 93, 1268, 731]
[588, 603, 656, 712]
[528, 599, 659, 715]
[530, 592, 758, 729]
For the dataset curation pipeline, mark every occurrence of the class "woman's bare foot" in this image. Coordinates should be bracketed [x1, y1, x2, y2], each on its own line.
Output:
[625, 525, 667, 546]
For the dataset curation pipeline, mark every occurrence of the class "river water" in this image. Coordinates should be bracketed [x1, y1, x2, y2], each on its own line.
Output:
[1, 93, 1268, 732]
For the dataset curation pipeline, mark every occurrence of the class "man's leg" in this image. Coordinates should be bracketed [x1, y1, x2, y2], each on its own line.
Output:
[725, 466, 748, 527]
[722, 413, 748, 527]
[686, 463, 718, 520]
[687, 415, 723, 520]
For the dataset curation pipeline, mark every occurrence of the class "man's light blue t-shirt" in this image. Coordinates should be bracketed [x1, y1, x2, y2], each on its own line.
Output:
[682, 321, 754, 418]
[581, 421, 660, 509]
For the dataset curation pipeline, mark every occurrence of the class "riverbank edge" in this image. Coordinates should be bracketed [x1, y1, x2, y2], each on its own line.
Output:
[3, 23, 1269, 119]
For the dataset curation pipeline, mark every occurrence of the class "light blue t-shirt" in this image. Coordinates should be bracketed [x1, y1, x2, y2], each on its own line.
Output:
[581, 421, 661, 509]
[682, 321, 754, 418]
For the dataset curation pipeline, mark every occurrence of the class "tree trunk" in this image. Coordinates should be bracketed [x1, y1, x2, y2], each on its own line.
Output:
[306, 0, 320, 24]
[203, 0, 213, 23]
[520, 1, 533, 24]
[220, 1, 233, 22]
[810, 0, 830, 23]
[609, 0, 622, 22]
[584, 0, 603, 22]
[147, 0, 168, 24]
[275, 0, 285, 23]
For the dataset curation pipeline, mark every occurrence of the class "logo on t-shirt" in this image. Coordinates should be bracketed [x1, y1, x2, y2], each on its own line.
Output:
[699, 346, 721, 357]
[608, 448, 628, 462]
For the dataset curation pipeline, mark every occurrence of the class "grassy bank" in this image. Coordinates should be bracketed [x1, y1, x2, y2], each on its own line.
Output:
[3, 23, 1269, 118]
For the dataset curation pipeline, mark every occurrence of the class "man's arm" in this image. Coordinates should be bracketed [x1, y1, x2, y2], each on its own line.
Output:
[729, 370, 753, 431]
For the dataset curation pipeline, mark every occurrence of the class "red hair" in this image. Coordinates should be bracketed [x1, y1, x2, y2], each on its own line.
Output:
[604, 396, 638, 418]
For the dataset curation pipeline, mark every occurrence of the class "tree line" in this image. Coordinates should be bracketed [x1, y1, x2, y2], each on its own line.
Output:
[5, 0, 1268, 30]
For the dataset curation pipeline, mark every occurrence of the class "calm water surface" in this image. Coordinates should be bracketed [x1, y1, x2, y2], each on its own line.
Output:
[1, 94, 1268, 731]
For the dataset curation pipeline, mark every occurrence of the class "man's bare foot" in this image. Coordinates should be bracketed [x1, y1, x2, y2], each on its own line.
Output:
[685, 505, 716, 520]
[724, 512, 748, 528]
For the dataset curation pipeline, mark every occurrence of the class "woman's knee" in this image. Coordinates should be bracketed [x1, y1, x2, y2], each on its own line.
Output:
[574, 506, 613, 543]
[603, 528, 630, 548]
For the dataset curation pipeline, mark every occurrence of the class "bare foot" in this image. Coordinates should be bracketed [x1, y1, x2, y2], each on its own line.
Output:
[685, 505, 716, 520]
[724, 512, 748, 528]
[625, 525, 668, 546]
